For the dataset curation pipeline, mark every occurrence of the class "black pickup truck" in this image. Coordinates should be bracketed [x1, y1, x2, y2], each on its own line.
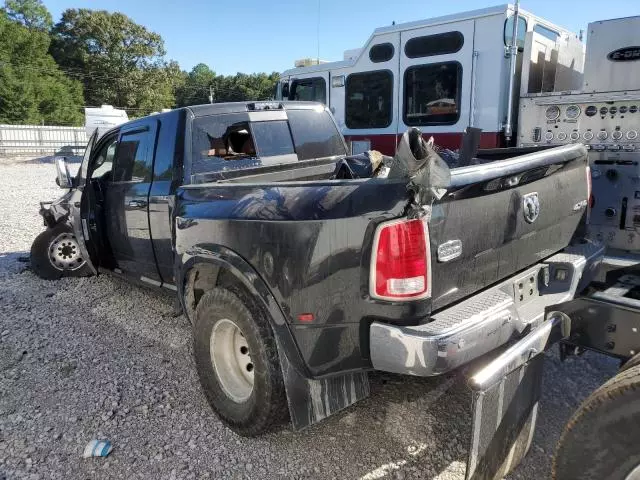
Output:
[32, 101, 601, 444]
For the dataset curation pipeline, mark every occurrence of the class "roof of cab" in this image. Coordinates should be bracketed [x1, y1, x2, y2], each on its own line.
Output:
[186, 101, 324, 117]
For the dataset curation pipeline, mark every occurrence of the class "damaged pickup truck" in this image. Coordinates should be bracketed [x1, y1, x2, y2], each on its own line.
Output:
[32, 101, 600, 474]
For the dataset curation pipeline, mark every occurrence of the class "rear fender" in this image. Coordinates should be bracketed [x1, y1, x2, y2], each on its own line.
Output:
[177, 246, 370, 430]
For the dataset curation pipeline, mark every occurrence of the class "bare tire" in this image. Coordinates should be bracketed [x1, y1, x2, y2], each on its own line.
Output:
[553, 364, 640, 479]
[193, 287, 288, 436]
[30, 223, 92, 280]
[620, 352, 640, 373]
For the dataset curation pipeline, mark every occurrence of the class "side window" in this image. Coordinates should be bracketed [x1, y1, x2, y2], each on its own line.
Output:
[369, 43, 394, 63]
[533, 24, 560, 42]
[287, 109, 347, 160]
[112, 131, 153, 183]
[404, 32, 464, 58]
[404, 62, 462, 126]
[504, 15, 528, 50]
[345, 70, 393, 129]
[289, 77, 326, 104]
[90, 137, 118, 180]
[191, 114, 260, 175]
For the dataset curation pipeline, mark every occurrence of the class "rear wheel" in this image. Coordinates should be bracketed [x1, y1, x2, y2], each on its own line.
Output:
[30, 223, 92, 280]
[193, 287, 288, 436]
[553, 364, 640, 479]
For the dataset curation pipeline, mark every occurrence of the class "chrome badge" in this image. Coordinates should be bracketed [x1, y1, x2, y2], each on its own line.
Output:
[437, 239, 462, 262]
[523, 192, 540, 224]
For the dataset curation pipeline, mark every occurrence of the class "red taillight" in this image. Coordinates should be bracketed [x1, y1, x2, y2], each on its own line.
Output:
[370, 218, 430, 300]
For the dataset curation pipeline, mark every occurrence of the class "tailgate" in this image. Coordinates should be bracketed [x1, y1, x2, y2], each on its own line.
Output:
[429, 144, 589, 311]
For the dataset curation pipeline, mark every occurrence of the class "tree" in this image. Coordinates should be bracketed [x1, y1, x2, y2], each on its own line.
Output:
[2, 0, 52, 30]
[0, 10, 83, 125]
[175, 63, 216, 107]
[175, 65, 279, 108]
[50, 8, 177, 114]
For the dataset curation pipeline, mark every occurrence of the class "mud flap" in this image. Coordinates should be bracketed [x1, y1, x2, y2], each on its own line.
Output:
[465, 311, 570, 479]
[275, 338, 370, 430]
[466, 355, 543, 479]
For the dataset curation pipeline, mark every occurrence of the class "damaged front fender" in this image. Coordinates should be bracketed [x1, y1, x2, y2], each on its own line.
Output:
[39, 190, 73, 227]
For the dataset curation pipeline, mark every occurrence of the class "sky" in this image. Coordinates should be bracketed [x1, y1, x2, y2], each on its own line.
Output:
[42, 0, 640, 76]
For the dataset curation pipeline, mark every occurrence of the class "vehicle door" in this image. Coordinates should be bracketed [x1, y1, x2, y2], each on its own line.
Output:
[69, 129, 101, 274]
[103, 118, 161, 283]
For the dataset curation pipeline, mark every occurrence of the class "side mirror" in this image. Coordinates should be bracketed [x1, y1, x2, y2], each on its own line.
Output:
[55, 157, 73, 189]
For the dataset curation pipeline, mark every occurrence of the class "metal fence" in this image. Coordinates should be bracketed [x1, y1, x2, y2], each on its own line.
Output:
[0, 124, 88, 157]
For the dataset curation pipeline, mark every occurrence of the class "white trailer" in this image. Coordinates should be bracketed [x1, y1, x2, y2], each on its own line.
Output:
[84, 105, 129, 139]
[276, 4, 583, 155]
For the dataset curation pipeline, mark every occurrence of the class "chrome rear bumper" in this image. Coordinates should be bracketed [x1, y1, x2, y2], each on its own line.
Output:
[369, 241, 604, 376]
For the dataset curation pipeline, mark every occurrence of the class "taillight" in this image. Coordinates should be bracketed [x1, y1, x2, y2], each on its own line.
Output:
[370, 218, 430, 301]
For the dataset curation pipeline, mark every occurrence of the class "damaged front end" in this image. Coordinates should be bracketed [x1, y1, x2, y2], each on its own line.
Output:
[39, 190, 73, 228]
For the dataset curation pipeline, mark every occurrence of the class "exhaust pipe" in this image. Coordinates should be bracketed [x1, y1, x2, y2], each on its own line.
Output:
[503, 1, 520, 143]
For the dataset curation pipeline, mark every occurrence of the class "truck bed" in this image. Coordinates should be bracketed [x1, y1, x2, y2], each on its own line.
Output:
[175, 143, 590, 376]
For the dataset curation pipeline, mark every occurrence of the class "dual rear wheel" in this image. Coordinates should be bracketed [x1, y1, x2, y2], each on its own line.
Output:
[192, 288, 288, 437]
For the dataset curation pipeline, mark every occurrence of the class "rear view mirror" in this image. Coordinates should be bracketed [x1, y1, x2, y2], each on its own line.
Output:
[55, 158, 73, 189]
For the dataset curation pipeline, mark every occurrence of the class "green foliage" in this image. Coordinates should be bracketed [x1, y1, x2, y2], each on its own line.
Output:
[176, 65, 279, 107]
[0, 10, 83, 125]
[1, 3, 281, 125]
[2, 0, 52, 30]
[50, 8, 179, 115]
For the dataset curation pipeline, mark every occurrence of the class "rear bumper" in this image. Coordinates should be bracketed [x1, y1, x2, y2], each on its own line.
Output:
[369, 240, 604, 376]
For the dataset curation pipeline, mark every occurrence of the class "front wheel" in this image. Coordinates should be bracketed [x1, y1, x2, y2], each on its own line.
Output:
[193, 287, 288, 436]
[553, 363, 640, 479]
[30, 223, 92, 280]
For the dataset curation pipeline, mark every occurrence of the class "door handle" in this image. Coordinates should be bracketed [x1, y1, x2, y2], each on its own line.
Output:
[128, 199, 147, 209]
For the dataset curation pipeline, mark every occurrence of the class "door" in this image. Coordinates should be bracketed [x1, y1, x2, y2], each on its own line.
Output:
[69, 129, 100, 274]
[399, 20, 475, 143]
[103, 118, 160, 282]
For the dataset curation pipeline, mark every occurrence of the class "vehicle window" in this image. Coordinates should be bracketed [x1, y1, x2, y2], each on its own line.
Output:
[287, 109, 347, 160]
[251, 121, 295, 157]
[345, 70, 393, 129]
[289, 77, 326, 104]
[90, 137, 118, 180]
[369, 43, 394, 63]
[404, 32, 464, 58]
[112, 131, 152, 182]
[404, 62, 462, 126]
[533, 24, 560, 42]
[191, 114, 261, 174]
[504, 15, 528, 50]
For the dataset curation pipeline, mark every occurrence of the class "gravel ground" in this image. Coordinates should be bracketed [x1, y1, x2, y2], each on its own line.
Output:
[0, 161, 619, 480]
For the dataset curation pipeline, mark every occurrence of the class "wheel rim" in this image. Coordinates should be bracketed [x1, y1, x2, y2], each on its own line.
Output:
[210, 318, 254, 402]
[48, 232, 85, 271]
[626, 464, 640, 480]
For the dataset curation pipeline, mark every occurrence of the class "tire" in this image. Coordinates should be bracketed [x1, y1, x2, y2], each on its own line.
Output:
[193, 287, 288, 436]
[553, 363, 640, 479]
[620, 352, 640, 373]
[30, 223, 92, 280]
